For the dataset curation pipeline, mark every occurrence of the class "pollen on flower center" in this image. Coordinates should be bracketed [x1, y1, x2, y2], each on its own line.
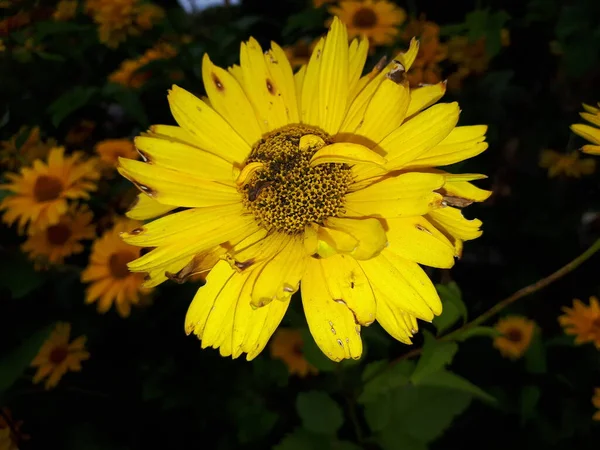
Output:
[46, 224, 72, 245]
[240, 124, 353, 235]
[352, 8, 378, 28]
[109, 250, 136, 279]
[49, 346, 68, 364]
[34, 175, 63, 202]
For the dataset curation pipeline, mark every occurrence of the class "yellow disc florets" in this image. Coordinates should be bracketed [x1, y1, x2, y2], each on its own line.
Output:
[240, 124, 353, 235]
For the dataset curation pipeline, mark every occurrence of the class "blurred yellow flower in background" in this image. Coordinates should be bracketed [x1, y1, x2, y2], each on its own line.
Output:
[53, 0, 78, 21]
[571, 102, 600, 155]
[22, 204, 95, 266]
[593, 388, 600, 421]
[539, 149, 596, 178]
[0, 126, 56, 171]
[269, 329, 318, 377]
[30, 323, 90, 390]
[493, 316, 536, 360]
[559, 296, 600, 348]
[85, 0, 164, 48]
[329, 0, 406, 46]
[284, 38, 319, 69]
[0, 147, 99, 234]
[0, 408, 27, 450]
[109, 43, 177, 88]
[95, 138, 138, 166]
[401, 16, 447, 87]
[82, 218, 150, 318]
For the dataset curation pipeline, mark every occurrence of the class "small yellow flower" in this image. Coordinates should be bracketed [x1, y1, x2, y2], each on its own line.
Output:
[559, 296, 600, 349]
[30, 323, 90, 390]
[22, 204, 95, 266]
[0, 147, 99, 234]
[82, 218, 151, 318]
[95, 138, 138, 166]
[401, 16, 447, 88]
[0, 408, 27, 450]
[0, 126, 56, 171]
[109, 43, 177, 88]
[539, 149, 596, 178]
[283, 38, 319, 69]
[53, 0, 78, 21]
[269, 329, 318, 377]
[328, 0, 406, 47]
[571, 102, 600, 155]
[493, 316, 536, 360]
[593, 388, 600, 421]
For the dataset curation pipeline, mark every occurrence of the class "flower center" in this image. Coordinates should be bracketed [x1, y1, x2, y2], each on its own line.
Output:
[108, 250, 136, 279]
[46, 223, 72, 245]
[33, 175, 63, 202]
[352, 7, 378, 29]
[49, 346, 68, 364]
[592, 316, 600, 332]
[504, 328, 523, 342]
[240, 124, 352, 235]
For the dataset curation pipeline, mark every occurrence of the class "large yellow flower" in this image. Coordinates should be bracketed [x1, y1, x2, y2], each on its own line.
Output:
[118, 18, 489, 361]
[593, 388, 600, 421]
[269, 328, 318, 377]
[571, 102, 600, 155]
[539, 149, 596, 178]
[82, 218, 150, 317]
[0, 147, 99, 234]
[493, 316, 536, 360]
[328, 0, 406, 46]
[30, 323, 90, 390]
[559, 296, 600, 348]
[21, 204, 95, 266]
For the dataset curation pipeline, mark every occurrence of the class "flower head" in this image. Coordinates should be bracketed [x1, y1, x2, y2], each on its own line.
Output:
[22, 204, 95, 266]
[329, 0, 406, 47]
[559, 296, 600, 348]
[0, 147, 99, 234]
[109, 43, 177, 88]
[118, 18, 489, 361]
[539, 149, 596, 178]
[0, 126, 56, 171]
[30, 323, 90, 390]
[269, 329, 318, 377]
[493, 316, 536, 360]
[593, 388, 600, 421]
[95, 138, 138, 166]
[82, 218, 151, 318]
[571, 102, 600, 155]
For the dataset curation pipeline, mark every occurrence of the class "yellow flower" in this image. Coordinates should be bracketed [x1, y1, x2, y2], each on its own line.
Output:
[109, 43, 177, 89]
[30, 323, 90, 390]
[559, 296, 600, 349]
[22, 204, 95, 266]
[593, 388, 600, 421]
[53, 0, 78, 21]
[0, 126, 56, 171]
[329, 0, 406, 47]
[95, 138, 138, 166]
[0, 147, 99, 235]
[571, 102, 600, 155]
[0, 408, 27, 450]
[118, 18, 489, 361]
[269, 329, 318, 377]
[401, 17, 447, 88]
[539, 149, 596, 178]
[85, 0, 164, 48]
[493, 316, 536, 360]
[284, 38, 319, 69]
[82, 218, 150, 318]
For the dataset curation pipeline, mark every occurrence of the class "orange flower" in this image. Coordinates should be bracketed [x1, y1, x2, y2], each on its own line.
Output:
[401, 16, 447, 87]
[559, 296, 600, 348]
[95, 138, 138, 166]
[109, 43, 177, 88]
[493, 316, 536, 360]
[270, 329, 318, 377]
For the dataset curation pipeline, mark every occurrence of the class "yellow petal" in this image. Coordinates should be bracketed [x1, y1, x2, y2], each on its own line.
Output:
[118, 158, 240, 208]
[427, 207, 483, 241]
[314, 224, 358, 259]
[346, 172, 444, 218]
[202, 54, 263, 145]
[397, 38, 419, 71]
[236, 161, 264, 186]
[126, 193, 176, 220]
[300, 38, 325, 126]
[375, 295, 417, 344]
[348, 37, 369, 94]
[571, 123, 600, 145]
[294, 65, 306, 114]
[167, 86, 250, 165]
[301, 258, 363, 361]
[358, 250, 441, 321]
[580, 112, 600, 128]
[582, 144, 600, 155]
[134, 136, 235, 182]
[265, 41, 299, 123]
[582, 103, 600, 114]
[406, 81, 447, 118]
[324, 217, 387, 260]
[385, 216, 456, 268]
[443, 179, 492, 202]
[320, 254, 376, 326]
[310, 142, 387, 167]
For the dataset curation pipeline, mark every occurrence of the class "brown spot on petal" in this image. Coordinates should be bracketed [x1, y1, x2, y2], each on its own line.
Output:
[373, 56, 388, 73]
[415, 224, 432, 234]
[129, 227, 145, 235]
[137, 149, 150, 162]
[212, 73, 224, 91]
[234, 258, 255, 271]
[266, 79, 275, 95]
[442, 195, 474, 208]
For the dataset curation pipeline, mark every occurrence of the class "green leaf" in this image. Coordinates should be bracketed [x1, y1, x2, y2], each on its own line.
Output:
[296, 391, 344, 435]
[230, 391, 279, 444]
[0, 324, 54, 395]
[274, 428, 330, 450]
[454, 326, 500, 342]
[358, 360, 415, 404]
[282, 8, 326, 38]
[36, 51, 66, 62]
[410, 332, 458, 383]
[465, 9, 490, 42]
[332, 441, 362, 450]
[0, 252, 46, 299]
[47, 86, 98, 128]
[377, 429, 428, 450]
[364, 395, 392, 432]
[433, 282, 467, 334]
[520, 385, 541, 425]
[524, 330, 547, 374]
[485, 11, 510, 58]
[417, 370, 496, 403]
[301, 329, 337, 372]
